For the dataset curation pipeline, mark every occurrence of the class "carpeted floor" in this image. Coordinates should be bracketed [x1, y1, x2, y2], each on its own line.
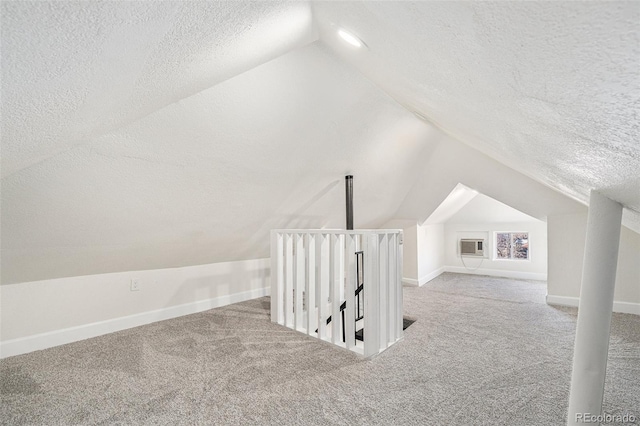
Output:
[1, 273, 638, 425]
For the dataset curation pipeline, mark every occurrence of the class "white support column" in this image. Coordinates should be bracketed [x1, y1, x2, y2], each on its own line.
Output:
[567, 191, 623, 426]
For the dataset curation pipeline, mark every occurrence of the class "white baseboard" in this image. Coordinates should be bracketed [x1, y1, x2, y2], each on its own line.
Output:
[402, 277, 420, 286]
[444, 266, 547, 281]
[0, 287, 270, 359]
[403, 267, 446, 287]
[546, 294, 640, 315]
[614, 301, 640, 315]
[419, 267, 446, 285]
[545, 295, 579, 308]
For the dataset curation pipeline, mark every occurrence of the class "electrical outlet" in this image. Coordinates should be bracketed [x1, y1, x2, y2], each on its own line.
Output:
[130, 279, 140, 291]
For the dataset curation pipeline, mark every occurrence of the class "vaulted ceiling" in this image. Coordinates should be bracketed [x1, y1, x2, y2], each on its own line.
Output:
[2, 1, 638, 284]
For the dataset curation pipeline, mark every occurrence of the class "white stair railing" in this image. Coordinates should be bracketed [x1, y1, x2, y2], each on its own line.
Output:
[270, 229, 403, 357]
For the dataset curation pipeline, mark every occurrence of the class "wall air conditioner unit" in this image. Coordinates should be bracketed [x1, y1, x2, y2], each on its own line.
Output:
[460, 239, 484, 257]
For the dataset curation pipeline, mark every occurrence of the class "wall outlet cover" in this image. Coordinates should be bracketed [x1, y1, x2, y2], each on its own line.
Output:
[130, 279, 140, 291]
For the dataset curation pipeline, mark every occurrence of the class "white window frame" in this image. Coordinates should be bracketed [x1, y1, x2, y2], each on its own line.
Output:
[494, 231, 530, 261]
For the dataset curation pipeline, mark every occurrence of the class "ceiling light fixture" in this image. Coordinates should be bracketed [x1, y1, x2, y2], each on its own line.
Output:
[338, 28, 363, 48]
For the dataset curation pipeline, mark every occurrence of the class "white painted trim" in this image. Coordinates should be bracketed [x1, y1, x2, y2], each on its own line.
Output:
[0, 287, 270, 359]
[444, 266, 547, 281]
[402, 277, 420, 287]
[403, 267, 446, 287]
[546, 294, 640, 316]
[545, 294, 579, 308]
[613, 301, 640, 316]
[419, 267, 446, 285]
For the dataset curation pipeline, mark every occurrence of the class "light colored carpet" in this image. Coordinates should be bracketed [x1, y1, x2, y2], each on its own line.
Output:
[1, 273, 638, 425]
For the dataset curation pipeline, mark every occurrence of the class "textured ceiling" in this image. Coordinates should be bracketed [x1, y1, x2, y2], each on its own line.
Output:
[1, 0, 316, 177]
[1, 1, 638, 283]
[313, 1, 640, 229]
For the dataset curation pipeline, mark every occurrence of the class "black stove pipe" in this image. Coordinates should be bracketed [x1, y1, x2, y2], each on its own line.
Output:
[345, 175, 354, 230]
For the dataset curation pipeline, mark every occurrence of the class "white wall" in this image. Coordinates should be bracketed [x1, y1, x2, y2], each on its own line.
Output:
[443, 221, 548, 281]
[383, 219, 420, 285]
[0, 258, 270, 358]
[547, 213, 640, 314]
[439, 193, 548, 280]
[616, 226, 640, 305]
[547, 213, 587, 300]
[403, 190, 550, 285]
[402, 224, 418, 283]
[416, 223, 445, 285]
[398, 222, 446, 287]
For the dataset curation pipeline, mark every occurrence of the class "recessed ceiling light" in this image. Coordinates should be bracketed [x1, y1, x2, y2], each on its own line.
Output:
[338, 28, 363, 48]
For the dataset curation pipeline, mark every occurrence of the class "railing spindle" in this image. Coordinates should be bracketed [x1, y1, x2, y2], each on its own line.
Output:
[284, 234, 294, 327]
[306, 233, 314, 335]
[295, 234, 305, 332]
[345, 234, 356, 350]
[318, 234, 330, 341]
[388, 233, 397, 343]
[396, 233, 404, 340]
[379, 233, 389, 351]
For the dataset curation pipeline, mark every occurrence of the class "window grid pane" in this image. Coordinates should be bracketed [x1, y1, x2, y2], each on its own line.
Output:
[496, 233, 510, 259]
[496, 232, 529, 260]
[512, 233, 529, 259]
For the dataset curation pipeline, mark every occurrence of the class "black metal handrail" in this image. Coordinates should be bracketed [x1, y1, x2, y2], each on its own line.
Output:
[316, 250, 365, 342]
[319, 282, 365, 342]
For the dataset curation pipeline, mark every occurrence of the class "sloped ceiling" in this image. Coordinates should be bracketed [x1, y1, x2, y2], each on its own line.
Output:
[1, 11, 436, 283]
[1, 1, 638, 284]
[423, 183, 479, 225]
[313, 1, 639, 229]
[1, 0, 316, 177]
[446, 193, 540, 225]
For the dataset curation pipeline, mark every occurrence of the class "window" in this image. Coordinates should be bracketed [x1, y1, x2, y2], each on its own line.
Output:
[496, 232, 529, 260]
